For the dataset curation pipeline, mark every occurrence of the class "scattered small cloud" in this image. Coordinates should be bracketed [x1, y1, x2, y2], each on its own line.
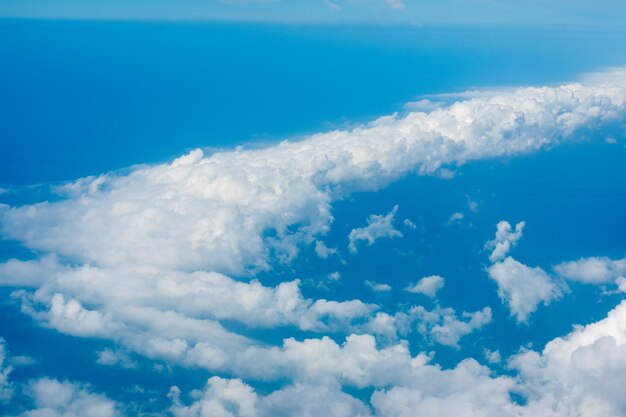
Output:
[348, 205, 402, 253]
[467, 195, 479, 213]
[96, 348, 138, 369]
[403, 218, 416, 229]
[327, 271, 341, 281]
[485, 221, 562, 323]
[483, 348, 502, 364]
[554, 256, 626, 285]
[365, 280, 392, 292]
[448, 212, 464, 224]
[485, 220, 525, 263]
[405, 275, 445, 298]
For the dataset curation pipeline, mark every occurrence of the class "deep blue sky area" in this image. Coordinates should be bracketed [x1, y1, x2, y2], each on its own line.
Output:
[1, 20, 626, 186]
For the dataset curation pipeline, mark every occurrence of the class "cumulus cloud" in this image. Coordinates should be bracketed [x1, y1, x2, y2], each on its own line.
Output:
[96, 348, 137, 369]
[348, 206, 402, 253]
[314, 240, 338, 259]
[487, 257, 562, 324]
[169, 377, 372, 417]
[510, 300, 626, 417]
[554, 256, 626, 285]
[405, 275, 445, 298]
[168, 299, 626, 417]
[485, 221, 562, 323]
[19, 378, 120, 417]
[485, 220, 525, 263]
[483, 348, 502, 364]
[410, 305, 492, 347]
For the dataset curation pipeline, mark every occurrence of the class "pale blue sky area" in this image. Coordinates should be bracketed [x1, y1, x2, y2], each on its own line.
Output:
[2, 0, 626, 26]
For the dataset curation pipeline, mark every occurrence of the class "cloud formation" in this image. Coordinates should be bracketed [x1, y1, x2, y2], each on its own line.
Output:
[1, 69, 626, 415]
[485, 221, 562, 323]
[405, 275, 445, 298]
[554, 256, 626, 285]
[348, 206, 403, 253]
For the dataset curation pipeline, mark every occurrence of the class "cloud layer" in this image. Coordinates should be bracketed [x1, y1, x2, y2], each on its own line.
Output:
[1, 68, 626, 415]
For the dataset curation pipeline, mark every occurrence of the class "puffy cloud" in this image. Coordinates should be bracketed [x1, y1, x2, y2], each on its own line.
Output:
[19, 378, 120, 417]
[487, 257, 562, 324]
[365, 280, 392, 292]
[348, 206, 402, 253]
[485, 220, 562, 323]
[483, 348, 502, 364]
[96, 349, 137, 369]
[0, 338, 13, 403]
[405, 275, 445, 298]
[314, 240, 338, 259]
[370, 359, 521, 417]
[510, 300, 626, 417]
[169, 377, 372, 417]
[554, 256, 626, 285]
[485, 220, 525, 263]
[409, 305, 492, 348]
[169, 377, 258, 417]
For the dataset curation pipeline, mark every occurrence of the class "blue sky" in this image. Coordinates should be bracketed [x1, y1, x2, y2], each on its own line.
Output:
[1, 5, 626, 417]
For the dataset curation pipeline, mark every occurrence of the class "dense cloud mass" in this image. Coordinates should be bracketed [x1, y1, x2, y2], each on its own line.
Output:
[0, 69, 626, 416]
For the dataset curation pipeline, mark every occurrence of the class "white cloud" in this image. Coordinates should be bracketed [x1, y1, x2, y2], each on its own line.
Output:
[348, 206, 402, 253]
[96, 348, 137, 369]
[20, 378, 120, 417]
[314, 240, 338, 259]
[554, 256, 626, 285]
[365, 280, 392, 292]
[409, 305, 492, 348]
[484, 220, 562, 323]
[487, 257, 562, 324]
[485, 220, 525, 263]
[448, 212, 464, 223]
[402, 218, 416, 229]
[483, 348, 502, 364]
[169, 377, 372, 417]
[0, 338, 13, 403]
[405, 275, 445, 298]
